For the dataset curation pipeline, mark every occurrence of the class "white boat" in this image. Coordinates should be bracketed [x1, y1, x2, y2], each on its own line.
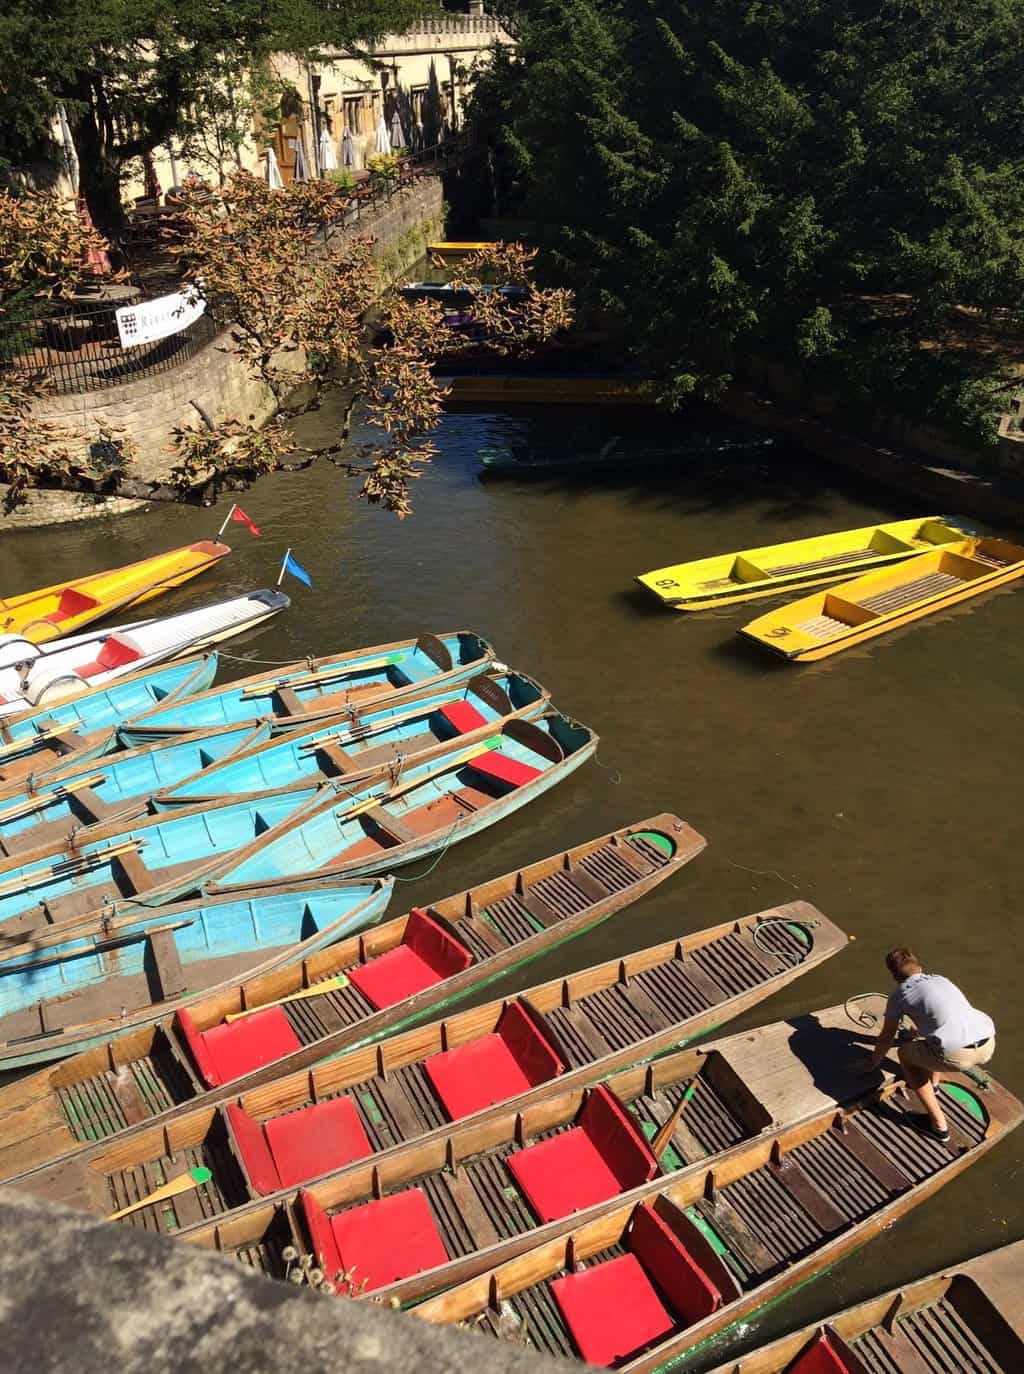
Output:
[0, 590, 289, 715]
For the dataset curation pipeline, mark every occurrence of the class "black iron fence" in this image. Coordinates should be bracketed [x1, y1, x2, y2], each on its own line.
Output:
[1, 135, 475, 397]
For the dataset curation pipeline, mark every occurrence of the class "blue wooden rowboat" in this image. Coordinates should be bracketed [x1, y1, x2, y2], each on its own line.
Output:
[208, 710, 598, 893]
[153, 671, 549, 812]
[118, 631, 494, 745]
[0, 654, 217, 788]
[0, 710, 596, 940]
[0, 720, 272, 859]
[0, 877, 394, 1069]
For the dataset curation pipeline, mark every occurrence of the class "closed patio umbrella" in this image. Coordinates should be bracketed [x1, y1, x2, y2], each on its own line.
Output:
[319, 127, 338, 172]
[292, 140, 309, 182]
[375, 115, 392, 155]
[390, 112, 407, 150]
[342, 128, 356, 167]
[265, 147, 283, 189]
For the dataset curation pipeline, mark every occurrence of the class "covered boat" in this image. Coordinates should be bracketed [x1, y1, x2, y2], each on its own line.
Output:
[154, 671, 549, 810]
[702, 1238, 1024, 1373]
[118, 631, 494, 745]
[0, 877, 393, 1069]
[0, 590, 288, 716]
[0, 710, 595, 940]
[740, 535, 1024, 661]
[635, 517, 965, 611]
[0, 902, 844, 1207]
[0, 540, 230, 642]
[398, 282, 527, 303]
[0, 721, 271, 857]
[409, 1070, 1020, 1370]
[0, 654, 217, 786]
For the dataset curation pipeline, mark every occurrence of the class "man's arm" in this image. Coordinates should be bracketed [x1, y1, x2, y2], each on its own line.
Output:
[865, 1014, 900, 1069]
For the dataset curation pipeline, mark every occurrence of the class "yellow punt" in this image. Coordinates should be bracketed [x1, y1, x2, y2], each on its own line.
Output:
[427, 241, 501, 255]
[740, 535, 1024, 661]
[0, 540, 231, 644]
[635, 516, 965, 610]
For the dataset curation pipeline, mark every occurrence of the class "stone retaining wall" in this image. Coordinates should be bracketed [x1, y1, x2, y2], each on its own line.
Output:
[14, 178, 444, 528]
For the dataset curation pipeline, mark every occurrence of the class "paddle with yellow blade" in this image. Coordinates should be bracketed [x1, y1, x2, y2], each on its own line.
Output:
[224, 974, 350, 1022]
[0, 771, 106, 824]
[0, 838, 143, 901]
[108, 1166, 212, 1221]
[652, 1079, 699, 1159]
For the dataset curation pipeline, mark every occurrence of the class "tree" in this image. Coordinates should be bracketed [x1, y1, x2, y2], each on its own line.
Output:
[473, 0, 1024, 441]
[0, 0, 430, 237]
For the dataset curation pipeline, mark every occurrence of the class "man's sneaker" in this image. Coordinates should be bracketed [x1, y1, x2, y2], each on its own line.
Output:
[907, 1112, 950, 1144]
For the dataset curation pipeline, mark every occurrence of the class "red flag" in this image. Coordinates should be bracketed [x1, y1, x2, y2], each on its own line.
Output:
[230, 505, 261, 537]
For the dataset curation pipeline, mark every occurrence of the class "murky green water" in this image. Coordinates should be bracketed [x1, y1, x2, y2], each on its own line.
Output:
[6, 399, 1023, 1361]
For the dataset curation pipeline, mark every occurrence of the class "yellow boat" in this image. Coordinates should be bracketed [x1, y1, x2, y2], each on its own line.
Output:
[635, 516, 965, 610]
[427, 240, 500, 255]
[740, 535, 1024, 661]
[0, 540, 231, 644]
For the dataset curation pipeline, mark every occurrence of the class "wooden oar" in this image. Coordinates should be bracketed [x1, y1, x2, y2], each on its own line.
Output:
[0, 719, 85, 758]
[335, 736, 502, 824]
[652, 1079, 698, 1158]
[6, 918, 193, 973]
[107, 1166, 212, 1221]
[297, 696, 466, 753]
[239, 655, 401, 700]
[0, 772, 106, 824]
[0, 838, 143, 900]
[224, 973, 350, 1022]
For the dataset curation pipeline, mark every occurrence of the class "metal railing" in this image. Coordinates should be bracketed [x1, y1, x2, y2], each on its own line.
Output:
[0, 296, 219, 396]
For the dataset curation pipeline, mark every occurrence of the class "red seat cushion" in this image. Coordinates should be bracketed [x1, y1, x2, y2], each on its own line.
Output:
[331, 1189, 449, 1295]
[348, 909, 472, 1011]
[468, 751, 543, 789]
[175, 1007, 223, 1087]
[507, 1085, 657, 1222]
[299, 1190, 342, 1280]
[223, 1102, 282, 1196]
[43, 587, 100, 624]
[552, 1253, 676, 1366]
[438, 699, 489, 735]
[197, 1006, 302, 1086]
[263, 1096, 371, 1187]
[628, 1204, 721, 1325]
[76, 635, 143, 678]
[423, 1001, 564, 1120]
[786, 1332, 858, 1374]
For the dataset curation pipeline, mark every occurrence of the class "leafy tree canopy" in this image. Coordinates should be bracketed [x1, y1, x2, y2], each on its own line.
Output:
[0, 0, 431, 233]
[473, 0, 1024, 430]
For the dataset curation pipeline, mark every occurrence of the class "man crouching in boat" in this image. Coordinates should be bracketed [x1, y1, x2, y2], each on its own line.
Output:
[860, 947, 995, 1144]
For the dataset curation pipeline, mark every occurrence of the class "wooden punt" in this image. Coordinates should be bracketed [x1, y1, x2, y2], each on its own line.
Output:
[740, 536, 1024, 661]
[170, 1004, 971, 1300]
[427, 242, 502, 255]
[0, 900, 844, 1216]
[0, 710, 596, 943]
[0, 540, 230, 644]
[635, 518, 965, 611]
[0, 720, 271, 858]
[411, 1076, 1022, 1371]
[117, 631, 495, 745]
[702, 1237, 1024, 1373]
[0, 878, 394, 1070]
[0, 653, 217, 787]
[152, 671, 549, 811]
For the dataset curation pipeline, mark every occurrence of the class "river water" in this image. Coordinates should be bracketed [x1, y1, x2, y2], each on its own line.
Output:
[6, 398, 1023, 1361]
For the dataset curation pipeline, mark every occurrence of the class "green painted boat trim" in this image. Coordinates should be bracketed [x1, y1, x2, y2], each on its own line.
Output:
[942, 1081, 987, 1124]
[635, 830, 677, 858]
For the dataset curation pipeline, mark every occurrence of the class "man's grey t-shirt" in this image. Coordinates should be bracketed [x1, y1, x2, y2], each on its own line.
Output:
[887, 973, 994, 1051]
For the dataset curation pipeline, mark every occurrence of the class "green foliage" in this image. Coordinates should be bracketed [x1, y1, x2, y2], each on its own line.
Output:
[474, 0, 1024, 430]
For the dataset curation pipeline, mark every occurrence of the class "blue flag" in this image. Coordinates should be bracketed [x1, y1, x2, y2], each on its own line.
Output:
[281, 550, 313, 588]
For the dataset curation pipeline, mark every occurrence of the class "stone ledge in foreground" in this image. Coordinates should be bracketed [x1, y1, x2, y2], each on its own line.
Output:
[0, 1184, 564, 1374]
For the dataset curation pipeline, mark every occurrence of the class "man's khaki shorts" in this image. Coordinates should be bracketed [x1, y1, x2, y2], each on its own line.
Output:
[900, 1035, 995, 1075]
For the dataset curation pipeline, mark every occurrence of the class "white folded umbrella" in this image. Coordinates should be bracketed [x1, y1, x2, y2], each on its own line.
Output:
[265, 147, 283, 189]
[319, 127, 338, 172]
[375, 115, 392, 155]
[342, 128, 356, 166]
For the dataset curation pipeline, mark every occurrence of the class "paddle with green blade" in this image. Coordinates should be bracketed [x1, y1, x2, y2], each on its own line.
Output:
[107, 1166, 212, 1221]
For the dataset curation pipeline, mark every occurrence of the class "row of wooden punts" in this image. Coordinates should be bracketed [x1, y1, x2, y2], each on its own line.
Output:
[638, 516, 1024, 661]
[0, 559, 1019, 1369]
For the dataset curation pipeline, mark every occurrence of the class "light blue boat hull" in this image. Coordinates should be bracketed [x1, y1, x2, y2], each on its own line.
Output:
[0, 877, 394, 1068]
[117, 632, 494, 744]
[153, 672, 548, 810]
